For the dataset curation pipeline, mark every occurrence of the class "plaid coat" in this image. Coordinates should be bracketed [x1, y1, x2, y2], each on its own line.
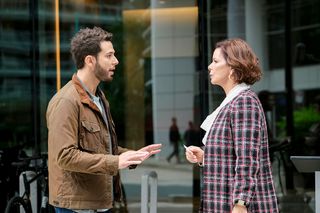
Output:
[200, 89, 279, 213]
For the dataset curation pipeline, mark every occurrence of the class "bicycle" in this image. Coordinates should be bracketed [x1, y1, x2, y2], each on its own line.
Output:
[4, 154, 54, 213]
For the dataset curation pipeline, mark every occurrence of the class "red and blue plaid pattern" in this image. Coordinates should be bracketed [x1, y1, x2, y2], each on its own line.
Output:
[200, 89, 279, 213]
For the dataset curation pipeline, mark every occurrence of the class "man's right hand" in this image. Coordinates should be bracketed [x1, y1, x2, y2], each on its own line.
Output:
[118, 151, 149, 169]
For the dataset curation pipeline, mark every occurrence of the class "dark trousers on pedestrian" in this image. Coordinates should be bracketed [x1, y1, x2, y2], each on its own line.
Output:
[167, 142, 180, 163]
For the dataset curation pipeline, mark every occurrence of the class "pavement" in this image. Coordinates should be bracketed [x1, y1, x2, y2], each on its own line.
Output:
[120, 155, 316, 213]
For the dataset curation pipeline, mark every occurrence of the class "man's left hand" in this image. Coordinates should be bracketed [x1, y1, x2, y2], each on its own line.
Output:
[138, 144, 162, 161]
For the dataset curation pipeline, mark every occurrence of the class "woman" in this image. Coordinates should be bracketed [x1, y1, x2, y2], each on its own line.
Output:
[185, 38, 279, 213]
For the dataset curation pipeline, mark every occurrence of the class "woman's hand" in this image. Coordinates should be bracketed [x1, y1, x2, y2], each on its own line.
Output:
[232, 204, 247, 213]
[184, 145, 204, 164]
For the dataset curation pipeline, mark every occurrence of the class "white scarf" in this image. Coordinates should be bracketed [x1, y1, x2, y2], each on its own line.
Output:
[200, 83, 250, 145]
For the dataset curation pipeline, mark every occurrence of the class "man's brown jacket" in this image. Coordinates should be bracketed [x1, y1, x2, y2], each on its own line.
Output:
[47, 74, 129, 210]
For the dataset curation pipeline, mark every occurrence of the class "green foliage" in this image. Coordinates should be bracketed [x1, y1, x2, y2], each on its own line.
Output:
[277, 107, 320, 140]
[294, 107, 320, 131]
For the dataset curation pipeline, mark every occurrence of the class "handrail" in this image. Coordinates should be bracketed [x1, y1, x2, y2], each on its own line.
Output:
[141, 171, 158, 213]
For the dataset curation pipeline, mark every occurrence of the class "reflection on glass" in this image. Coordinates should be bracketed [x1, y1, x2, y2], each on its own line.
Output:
[0, 0, 33, 149]
[120, 2, 198, 211]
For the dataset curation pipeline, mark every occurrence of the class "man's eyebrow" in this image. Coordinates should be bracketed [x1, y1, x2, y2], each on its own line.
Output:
[106, 50, 115, 54]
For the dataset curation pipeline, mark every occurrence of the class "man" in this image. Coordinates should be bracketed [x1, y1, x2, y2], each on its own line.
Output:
[258, 90, 275, 141]
[167, 117, 181, 163]
[46, 27, 161, 213]
[184, 121, 197, 147]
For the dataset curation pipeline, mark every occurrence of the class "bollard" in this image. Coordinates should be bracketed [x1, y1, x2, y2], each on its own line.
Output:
[141, 171, 158, 213]
[20, 171, 37, 213]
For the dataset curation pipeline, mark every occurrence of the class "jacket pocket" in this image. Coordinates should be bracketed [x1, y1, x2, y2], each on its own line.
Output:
[79, 121, 101, 152]
[81, 120, 100, 133]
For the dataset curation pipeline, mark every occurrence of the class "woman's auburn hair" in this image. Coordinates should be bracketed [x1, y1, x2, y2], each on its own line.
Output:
[216, 38, 262, 85]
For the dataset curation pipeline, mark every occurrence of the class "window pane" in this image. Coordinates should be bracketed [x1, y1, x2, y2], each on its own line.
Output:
[0, 0, 33, 149]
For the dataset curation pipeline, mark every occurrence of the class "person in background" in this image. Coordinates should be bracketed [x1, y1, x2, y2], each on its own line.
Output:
[185, 38, 279, 213]
[167, 117, 181, 163]
[258, 90, 275, 140]
[184, 121, 197, 147]
[306, 94, 320, 155]
[46, 26, 161, 213]
[258, 90, 277, 161]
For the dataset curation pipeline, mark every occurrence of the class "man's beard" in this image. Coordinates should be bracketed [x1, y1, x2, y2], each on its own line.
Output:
[94, 62, 112, 82]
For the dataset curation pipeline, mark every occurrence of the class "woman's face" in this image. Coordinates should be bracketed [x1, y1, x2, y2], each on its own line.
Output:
[207, 48, 232, 86]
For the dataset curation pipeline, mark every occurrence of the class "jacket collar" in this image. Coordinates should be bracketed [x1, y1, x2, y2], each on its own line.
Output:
[72, 73, 100, 112]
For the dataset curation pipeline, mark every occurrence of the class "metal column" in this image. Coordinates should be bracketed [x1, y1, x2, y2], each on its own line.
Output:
[141, 171, 158, 213]
[316, 171, 320, 213]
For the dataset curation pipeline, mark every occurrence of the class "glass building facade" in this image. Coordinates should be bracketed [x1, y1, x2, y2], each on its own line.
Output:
[1, 0, 320, 212]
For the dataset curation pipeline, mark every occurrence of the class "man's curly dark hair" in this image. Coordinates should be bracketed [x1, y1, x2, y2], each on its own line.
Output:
[70, 26, 113, 69]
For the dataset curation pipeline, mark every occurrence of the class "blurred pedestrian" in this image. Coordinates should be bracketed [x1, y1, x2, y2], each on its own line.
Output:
[167, 117, 181, 163]
[306, 95, 320, 155]
[258, 90, 279, 161]
[184, 121, 197, 147]
[258, 90, 275, 140]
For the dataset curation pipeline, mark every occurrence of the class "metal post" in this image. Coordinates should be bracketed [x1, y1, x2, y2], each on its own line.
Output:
[29, 0, 40, 155]
[284, 0, 295, 191]
[141, 171, 158, 213]
[20, 171, 37, 213]
[316, 171, 320, 213]
[198, 0, 209, 122]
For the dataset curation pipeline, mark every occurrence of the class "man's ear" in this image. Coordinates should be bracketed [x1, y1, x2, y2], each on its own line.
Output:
[84, 55, 96, 68]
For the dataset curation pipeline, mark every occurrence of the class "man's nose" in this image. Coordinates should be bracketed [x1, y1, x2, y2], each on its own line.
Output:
[114, 56, 119, 65]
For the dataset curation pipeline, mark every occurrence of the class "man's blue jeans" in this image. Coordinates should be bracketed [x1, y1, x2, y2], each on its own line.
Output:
[54, 207, 75, 213]
[54, 207, 112, 213]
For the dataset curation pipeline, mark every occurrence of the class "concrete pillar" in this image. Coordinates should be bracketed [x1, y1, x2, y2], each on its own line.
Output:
[245, 0, 269, 90]
[227, 0, 245, 39]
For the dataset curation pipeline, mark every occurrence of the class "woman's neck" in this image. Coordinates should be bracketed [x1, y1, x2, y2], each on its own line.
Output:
[223, 81, 238, 95]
